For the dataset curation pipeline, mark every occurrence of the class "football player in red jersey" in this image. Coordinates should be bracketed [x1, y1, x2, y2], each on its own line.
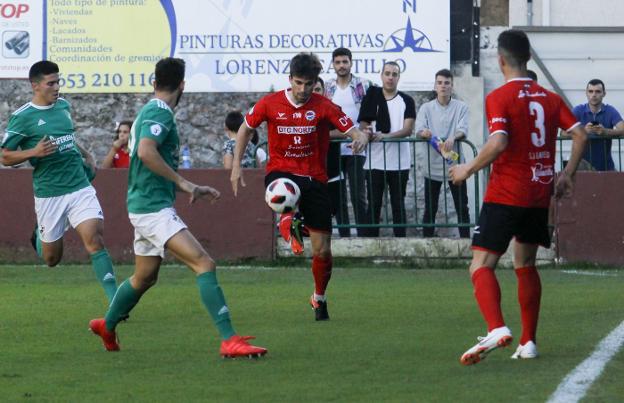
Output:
[230, 52, 369, 321]
[449, 29, 587, 364]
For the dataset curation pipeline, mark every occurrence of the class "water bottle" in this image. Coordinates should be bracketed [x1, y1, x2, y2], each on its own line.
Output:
[181, 144, 192, 169]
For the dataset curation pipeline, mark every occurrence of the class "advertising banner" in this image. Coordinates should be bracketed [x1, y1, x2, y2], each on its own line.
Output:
[3, 0, 449, 93]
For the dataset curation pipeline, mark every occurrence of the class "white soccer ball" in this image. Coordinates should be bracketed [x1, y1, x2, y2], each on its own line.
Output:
[265, 178, 300, 213]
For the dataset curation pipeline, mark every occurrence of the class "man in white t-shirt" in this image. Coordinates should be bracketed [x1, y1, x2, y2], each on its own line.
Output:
[358, 62, 416, 237]
[324, 47, 372, 236]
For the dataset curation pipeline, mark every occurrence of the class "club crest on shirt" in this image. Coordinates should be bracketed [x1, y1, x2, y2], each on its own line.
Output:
[305, 110, 316, 121]
[150, 124, 162, 136]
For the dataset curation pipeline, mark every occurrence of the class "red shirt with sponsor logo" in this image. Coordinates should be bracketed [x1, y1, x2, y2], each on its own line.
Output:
[245, 89, 354, 183]
[485, 78, 579, 208]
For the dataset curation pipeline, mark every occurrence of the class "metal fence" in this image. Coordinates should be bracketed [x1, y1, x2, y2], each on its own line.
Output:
[556, 134, 624, 171]
[255, 138, 480, 238]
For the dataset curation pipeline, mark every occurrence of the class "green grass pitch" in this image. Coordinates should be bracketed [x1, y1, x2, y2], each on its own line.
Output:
[1, 263, 623, 402]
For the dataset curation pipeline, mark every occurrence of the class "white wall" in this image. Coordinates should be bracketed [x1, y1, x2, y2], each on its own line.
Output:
[510, 0, 624, 27]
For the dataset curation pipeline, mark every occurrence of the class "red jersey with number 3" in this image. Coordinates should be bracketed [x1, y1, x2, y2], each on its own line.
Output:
[485, 78, 579, 208]
[245, 90, 354, 183]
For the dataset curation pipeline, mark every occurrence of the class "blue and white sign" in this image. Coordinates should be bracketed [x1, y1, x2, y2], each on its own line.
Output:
[175, 0, 450, 92]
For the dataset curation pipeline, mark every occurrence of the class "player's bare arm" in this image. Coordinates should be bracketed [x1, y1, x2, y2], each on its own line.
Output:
[369, 118, 414, 142]
[1, 137, 57, 166]
[555, 125, 588, 199]
[345, 126, 369, 153]
[137, 137, 218, 204]
[230, 122, 254, 196]
[329, 128, 347, 140]
[449, 132, 508, 185]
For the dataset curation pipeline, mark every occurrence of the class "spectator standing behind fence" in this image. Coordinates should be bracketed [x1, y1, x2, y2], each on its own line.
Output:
[324, 48, 372, 236]
[222, 111, 265, 169]
[571, 79, 624, 171]
[359, 61, 416, 237]
[315, 77, 350, 237]
[102, 120, 132, 168]
[416, 69, 470, 238]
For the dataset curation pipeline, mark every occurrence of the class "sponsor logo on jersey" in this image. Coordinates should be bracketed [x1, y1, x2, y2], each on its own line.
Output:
[305, 110, 316, 121]
[47, 134, 75, 152]
[339, 117, 349, 127]
[150, 124, 162, 136]
[277, 126, 316, 135]
[37, 119, 46, 126]
[292, 112, 302, 119]
[491, 117, 507, 124]
[218, 305, 230, 315]
[518, 90, 547, 98]
[276, 112, 287, 120]
[530, 163, 554, 184]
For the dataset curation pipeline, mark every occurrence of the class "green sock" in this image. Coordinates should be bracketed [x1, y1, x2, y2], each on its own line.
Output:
[90, 249, 118, 303]
[105, 279, 140, 331]
[196, 271, 235, 340]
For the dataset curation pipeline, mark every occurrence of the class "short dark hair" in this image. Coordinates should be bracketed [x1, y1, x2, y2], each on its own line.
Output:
[290, 52, 322, 80]
[332, 47, 352, 61]
[114, 120, 133, 140]
[383, 61, 401, 73]
[225, 111, 244, 132]
[497, 29, 531, 68]
[29, 60, 59, 82]
[587, 79, 605, 92]
[527, 69, 538, 81]
[154, 57, 185, 92]
[435, 68, 453, 80]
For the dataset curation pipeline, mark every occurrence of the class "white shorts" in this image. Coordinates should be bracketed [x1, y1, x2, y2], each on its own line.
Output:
[129, 207, 187, 258]
[34, 185, 103, 243]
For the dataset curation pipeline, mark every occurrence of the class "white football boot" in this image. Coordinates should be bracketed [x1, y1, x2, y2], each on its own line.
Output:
[460, 326, 513, 365]
[511, 340, 538, 359]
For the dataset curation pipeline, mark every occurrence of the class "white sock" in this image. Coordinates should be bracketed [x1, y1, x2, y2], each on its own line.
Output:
[313, 293, 326, 302]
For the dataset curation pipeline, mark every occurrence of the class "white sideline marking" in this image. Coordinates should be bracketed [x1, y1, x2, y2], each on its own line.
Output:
[561, 270, 621, 277]
[547, 320, 624, 403]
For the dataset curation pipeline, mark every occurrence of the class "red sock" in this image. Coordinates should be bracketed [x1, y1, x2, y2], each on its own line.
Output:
[312, 255, 332, 296]
[515, 266, 541, 345]
[471, 267, 505, 331]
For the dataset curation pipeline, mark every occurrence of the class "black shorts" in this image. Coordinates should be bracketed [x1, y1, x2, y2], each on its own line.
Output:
[265, 171, 332, 233]
[472, 202, 550, 255]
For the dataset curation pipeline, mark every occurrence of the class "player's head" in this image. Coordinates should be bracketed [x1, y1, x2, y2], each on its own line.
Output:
[586, 79, 606, 106]
[497, 29, 531, 72]
[114, 120, 133, 143]
[434, 68, 453, 99]
[332, 47, 352, 78]
[289, 52, 322, 104]
[527, 69, 538, 81]
[225, 111, 244, 133]
[381, 61, 401, 92]
[313, 76, 325, 96]
[154, 57, 186, 106]
[29, 61, 60, 105]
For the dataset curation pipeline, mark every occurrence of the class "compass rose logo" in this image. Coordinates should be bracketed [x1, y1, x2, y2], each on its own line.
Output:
[383, 17, 440, 53]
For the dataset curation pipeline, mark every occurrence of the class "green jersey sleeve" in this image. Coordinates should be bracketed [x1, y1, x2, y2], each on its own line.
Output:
[2, 114, 30, 150]
[137, 104, 173, 145]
